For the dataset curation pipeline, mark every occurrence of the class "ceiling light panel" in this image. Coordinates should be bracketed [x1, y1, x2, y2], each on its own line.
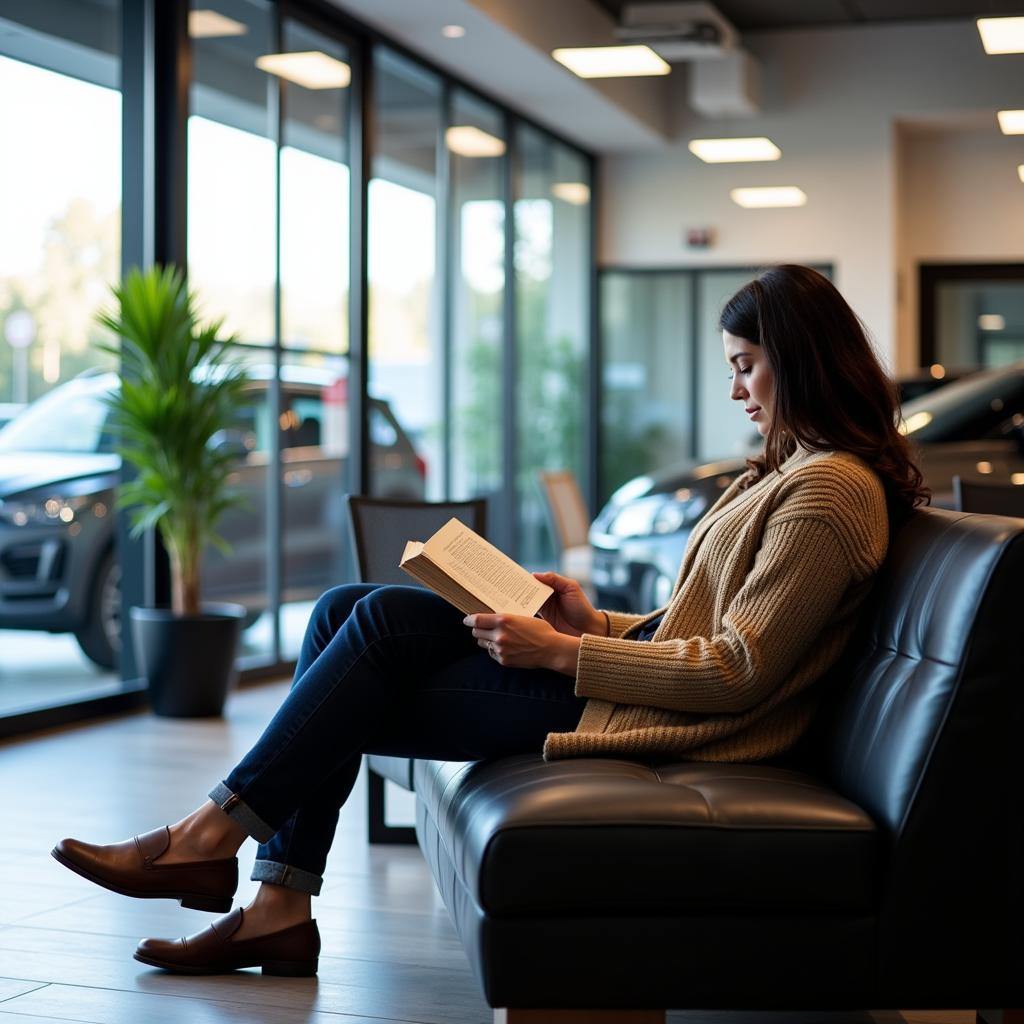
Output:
[730, 186, 807, 208]
[688, 137, 781, 163]
[551, 45, 670, 79]
[551, 182, 591, 205]
[255, 51, 351, 90]
[977, 16, 1024, 54]
[445, 126, 506, 158]
[189, 10, 248, 38]
[997, 109, 1024, 134]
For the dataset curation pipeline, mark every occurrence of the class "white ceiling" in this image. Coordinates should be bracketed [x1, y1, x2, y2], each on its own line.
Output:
[327, 0, 675, 152]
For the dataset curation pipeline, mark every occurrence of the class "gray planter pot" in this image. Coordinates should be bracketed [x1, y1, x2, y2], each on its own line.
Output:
[130, 603, 245, 718]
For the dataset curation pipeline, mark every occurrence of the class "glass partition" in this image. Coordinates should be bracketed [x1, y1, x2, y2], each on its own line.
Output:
[367, 49, 439, 503]
[449, 89, 506, 534]
[0, 1, 124, 714]
[601, 273, 693, 503]
[514, 126, 590, 568]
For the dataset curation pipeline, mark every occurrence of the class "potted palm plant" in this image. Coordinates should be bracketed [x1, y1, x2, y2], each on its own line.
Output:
[95, 265, 252, 717]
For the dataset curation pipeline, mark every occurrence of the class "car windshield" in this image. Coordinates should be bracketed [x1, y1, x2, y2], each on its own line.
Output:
[0, 374, 117, 454]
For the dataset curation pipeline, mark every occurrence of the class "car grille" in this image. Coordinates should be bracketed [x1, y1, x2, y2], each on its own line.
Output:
[1, 540, 66, 582]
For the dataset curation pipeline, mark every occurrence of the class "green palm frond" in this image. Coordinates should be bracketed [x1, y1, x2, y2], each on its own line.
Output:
[94, 265, 254, 613]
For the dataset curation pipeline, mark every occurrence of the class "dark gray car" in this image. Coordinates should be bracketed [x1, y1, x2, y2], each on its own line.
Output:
[591, 361, 1024, 611]
[0, 367, 426, 668]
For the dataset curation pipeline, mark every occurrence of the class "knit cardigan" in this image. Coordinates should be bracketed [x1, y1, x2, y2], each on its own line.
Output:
[541, 446, 889, 763]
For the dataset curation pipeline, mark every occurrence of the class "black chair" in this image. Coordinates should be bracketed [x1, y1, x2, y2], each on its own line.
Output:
[952, 474, 1024, 516]
[346, 495, 487, 844]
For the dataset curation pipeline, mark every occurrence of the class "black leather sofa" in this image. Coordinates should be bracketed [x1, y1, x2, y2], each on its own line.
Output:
[367, 507, 1024, 1024]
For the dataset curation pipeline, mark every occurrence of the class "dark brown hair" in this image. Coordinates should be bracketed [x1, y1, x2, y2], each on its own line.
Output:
[719, 264, 929, 517]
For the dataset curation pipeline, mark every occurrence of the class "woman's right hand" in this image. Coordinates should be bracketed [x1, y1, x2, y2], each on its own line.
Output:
[532, 572, 608, 638]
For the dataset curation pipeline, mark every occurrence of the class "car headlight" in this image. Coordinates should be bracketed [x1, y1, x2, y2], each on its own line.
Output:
[0, 495, 92, 527]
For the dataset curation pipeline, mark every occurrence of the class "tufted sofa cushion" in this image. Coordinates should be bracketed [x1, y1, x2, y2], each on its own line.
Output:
[414, 755, 878, 917]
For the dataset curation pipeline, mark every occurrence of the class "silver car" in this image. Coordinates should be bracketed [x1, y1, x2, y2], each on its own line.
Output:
[591, 361, 1024, 612]
[0, 366, 426, 668]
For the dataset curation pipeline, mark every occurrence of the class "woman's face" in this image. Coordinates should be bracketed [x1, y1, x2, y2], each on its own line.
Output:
[723, 330, 775, 437]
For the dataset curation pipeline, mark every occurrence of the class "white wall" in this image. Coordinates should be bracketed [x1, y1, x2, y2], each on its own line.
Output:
[599, 19, 1024, 371]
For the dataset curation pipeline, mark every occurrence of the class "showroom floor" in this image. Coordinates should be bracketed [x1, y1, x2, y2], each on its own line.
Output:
[0, 681, 978, 1024]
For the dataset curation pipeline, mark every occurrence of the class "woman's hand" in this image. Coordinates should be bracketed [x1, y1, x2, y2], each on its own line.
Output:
[531, 572, 608, 638]
[464, 613, 580, 675]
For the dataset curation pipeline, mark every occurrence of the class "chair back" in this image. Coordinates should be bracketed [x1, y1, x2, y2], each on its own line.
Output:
[347, 496, 487, 586]
[537, 470, 590, 551]
[952, 473, 1024, 516]
[804, 507, 1024, 994]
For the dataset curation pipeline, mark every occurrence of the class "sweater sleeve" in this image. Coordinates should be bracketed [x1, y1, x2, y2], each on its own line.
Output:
[602, 609, 649, 638]
[573, 515, 860, 714]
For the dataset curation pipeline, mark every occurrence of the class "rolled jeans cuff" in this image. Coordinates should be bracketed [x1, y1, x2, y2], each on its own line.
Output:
[209, 782, 276, 844]
[252, 859, 323, 897]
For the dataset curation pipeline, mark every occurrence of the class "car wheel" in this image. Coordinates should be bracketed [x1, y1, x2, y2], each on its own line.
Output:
[74, 549, 121, 671]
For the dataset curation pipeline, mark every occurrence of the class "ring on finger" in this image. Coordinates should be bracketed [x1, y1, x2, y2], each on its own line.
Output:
[487, 640, 495, 657]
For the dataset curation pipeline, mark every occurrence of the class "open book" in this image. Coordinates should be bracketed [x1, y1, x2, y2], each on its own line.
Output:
[400, 518, 553, 617]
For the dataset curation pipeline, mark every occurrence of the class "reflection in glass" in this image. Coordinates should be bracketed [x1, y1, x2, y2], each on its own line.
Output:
[278, 19, 352, 658]
[936, 281, 1024, 369]
[280, 20, 350, 354]
[368, 49, 440, 501]
[188, 0, 274, 660]
[601, 273, 692, 503]
[188, 0, 276, 344]
[450, 90, 505, 531]
[0, 3, 123, 713]
[515, 125, 590, 568]
[697, 270, 761, 461]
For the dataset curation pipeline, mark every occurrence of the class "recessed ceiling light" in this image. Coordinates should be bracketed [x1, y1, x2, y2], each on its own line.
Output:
[551, 45, 670, 79]
[977, 16, 1024, 54]
[255, 51, 350, 90]
[446, 125, 506, 158]
[730, 186, 807, 208]
[442, 25, 465, 39]
[978, 314, 1006, 331]
[189, 10, 247, 38]
[688, 137, 781, 163]
[997, 109, 1024, 134]
[551, 182, 591, 205]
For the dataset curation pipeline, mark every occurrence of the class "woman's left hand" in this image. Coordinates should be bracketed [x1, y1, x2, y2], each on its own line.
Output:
[464, 613, 580, 675]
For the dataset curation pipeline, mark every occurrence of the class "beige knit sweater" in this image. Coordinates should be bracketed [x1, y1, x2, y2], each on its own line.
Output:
[542, 446, 889, 763]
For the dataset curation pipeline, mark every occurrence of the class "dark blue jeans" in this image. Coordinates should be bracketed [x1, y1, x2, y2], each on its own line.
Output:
[209, 584, 589, 895]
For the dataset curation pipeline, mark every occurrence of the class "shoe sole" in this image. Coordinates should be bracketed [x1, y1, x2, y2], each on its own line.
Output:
[133, 951, 318, 976]
[50, 847, 234, 913]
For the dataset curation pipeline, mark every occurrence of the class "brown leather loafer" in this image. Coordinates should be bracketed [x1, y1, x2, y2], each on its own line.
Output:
[134, 907, 320, 975]
[51, 826, 237, 913]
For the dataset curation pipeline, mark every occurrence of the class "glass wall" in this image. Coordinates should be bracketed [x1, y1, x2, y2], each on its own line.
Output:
[514, 125, 591, 569]
[0, 0, 595, 731]
[367, 49, 440, 503]
[189, 0, 276, 661]
[449, 89, 506, 536]
[935, 280, 1024, 369]
[189, 4, 354, 661]
[0, 2, 124, 714]
[601, 273, 692, 505]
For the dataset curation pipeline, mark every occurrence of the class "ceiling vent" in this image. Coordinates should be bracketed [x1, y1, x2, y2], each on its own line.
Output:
[613, 2, 740, 61]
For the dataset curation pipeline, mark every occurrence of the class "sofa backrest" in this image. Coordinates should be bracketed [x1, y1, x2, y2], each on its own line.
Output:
[809, 506, 1024, 995]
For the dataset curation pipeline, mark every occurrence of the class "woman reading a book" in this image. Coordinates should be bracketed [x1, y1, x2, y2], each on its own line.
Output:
[53, 265, 927, 976]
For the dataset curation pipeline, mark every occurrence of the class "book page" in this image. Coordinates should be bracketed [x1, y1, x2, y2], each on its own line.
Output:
[423, 519, 552, 616]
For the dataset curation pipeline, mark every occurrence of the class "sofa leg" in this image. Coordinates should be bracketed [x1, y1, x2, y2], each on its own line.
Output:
[367, 768, 417, 845]
[494, 1010, 665, 1023]
[977, 1012, 1024, 1024]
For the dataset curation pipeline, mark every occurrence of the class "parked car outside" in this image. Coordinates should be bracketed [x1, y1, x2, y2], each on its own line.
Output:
[0, 366, 426, 669]
[591, 361, 1024, 611]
